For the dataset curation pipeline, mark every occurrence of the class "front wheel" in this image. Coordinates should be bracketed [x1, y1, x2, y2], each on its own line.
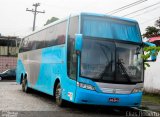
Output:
[22, 78, 29, 93]
[55, 83, 65, 107]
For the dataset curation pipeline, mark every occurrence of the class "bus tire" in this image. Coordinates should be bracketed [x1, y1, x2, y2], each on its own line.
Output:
[55, 83, 65, 107]
[22, 77, 29, 93]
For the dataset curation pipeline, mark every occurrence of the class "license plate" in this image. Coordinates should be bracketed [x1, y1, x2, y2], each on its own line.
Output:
[109, 98, 119, 102]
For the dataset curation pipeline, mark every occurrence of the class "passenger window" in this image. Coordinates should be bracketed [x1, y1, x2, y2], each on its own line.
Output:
[45, 21, 67, 47]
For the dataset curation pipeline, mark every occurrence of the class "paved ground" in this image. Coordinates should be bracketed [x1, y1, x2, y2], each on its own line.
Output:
[0, 81, 159, 117]
[142, 101, 160, 113]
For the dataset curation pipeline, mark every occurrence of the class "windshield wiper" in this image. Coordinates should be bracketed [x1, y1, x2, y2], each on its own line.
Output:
[97, 43, 114, 80]
[117, 59, 131, 82]
[98, 61, 113, 79]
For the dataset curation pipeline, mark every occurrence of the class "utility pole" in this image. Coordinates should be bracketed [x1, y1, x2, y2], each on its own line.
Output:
[26, 3, 45, 31]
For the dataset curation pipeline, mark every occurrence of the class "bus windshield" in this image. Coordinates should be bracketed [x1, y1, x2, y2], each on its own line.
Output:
[80, 38, 143, 84]
[81, 15, 142, 43]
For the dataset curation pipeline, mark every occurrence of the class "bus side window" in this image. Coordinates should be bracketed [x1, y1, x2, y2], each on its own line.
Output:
[19, 38, 25, 53]
[20, 38, 30, 52]
[67, 16, 79, 80]
[45, 21, 66, 47]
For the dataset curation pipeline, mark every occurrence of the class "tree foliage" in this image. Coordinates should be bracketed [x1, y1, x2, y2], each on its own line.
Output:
[142, 26, 160, 38]
[44, 17, 59, 26]
[155, 17, 160, 28]
[142, 46, 160, 69]
[142, 46, 160, 59]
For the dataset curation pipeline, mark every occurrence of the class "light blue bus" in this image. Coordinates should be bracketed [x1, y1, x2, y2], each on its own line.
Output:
[16, 12, 156, 107]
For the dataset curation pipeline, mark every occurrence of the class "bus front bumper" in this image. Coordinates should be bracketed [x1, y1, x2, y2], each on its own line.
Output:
[75, 87, 142, 107]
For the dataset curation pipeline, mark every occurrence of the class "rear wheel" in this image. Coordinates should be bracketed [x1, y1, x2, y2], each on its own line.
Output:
[55, 83, 65, 107]
[22, 78, 29, 93]
[0, 77, 2, 81]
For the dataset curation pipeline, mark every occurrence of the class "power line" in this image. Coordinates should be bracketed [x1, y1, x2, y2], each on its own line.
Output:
[129, 5, 160, 18]
[140, 16, 160, 25]
[122, 1, 160, 17]
[106, 0, 147, 15]
[107, 0, 147, 14]
[26, 3, 45, 31]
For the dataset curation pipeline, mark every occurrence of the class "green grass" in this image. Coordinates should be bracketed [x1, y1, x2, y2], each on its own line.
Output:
[142, 93, 160, 105]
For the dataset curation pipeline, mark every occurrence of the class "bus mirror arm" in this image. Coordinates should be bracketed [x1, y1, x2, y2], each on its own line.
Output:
[144, 59, 156, 62]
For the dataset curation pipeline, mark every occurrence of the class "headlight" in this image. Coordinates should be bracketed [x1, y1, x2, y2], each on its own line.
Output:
[77, 82, 95, 91]
[132, 88, 143, 93]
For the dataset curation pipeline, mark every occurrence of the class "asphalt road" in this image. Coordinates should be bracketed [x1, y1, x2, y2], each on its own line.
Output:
[0, 81, 157, 117]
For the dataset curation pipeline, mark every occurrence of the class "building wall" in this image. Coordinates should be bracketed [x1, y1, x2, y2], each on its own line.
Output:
[144, 54, 160, 94]
[0, 36, 20, 72]
[0, 56, 17, 72]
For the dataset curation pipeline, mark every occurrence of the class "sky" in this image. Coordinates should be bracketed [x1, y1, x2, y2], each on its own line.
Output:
[0, 0, 160, 37]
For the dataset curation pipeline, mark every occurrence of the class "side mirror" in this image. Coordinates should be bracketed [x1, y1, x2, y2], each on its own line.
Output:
[75, 34, 83, 52]
[143, 42, 157, 62]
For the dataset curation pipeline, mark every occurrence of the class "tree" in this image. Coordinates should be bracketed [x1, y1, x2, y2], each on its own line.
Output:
[142, 18, 160, 69]
[142, 26, 160, 38]
[155, 17, 160, 28]
[44, 17, 59, 26]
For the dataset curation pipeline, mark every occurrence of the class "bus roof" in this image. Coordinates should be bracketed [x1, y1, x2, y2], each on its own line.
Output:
[80, 12, 138, 23]
[23, 12, 138, 39]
